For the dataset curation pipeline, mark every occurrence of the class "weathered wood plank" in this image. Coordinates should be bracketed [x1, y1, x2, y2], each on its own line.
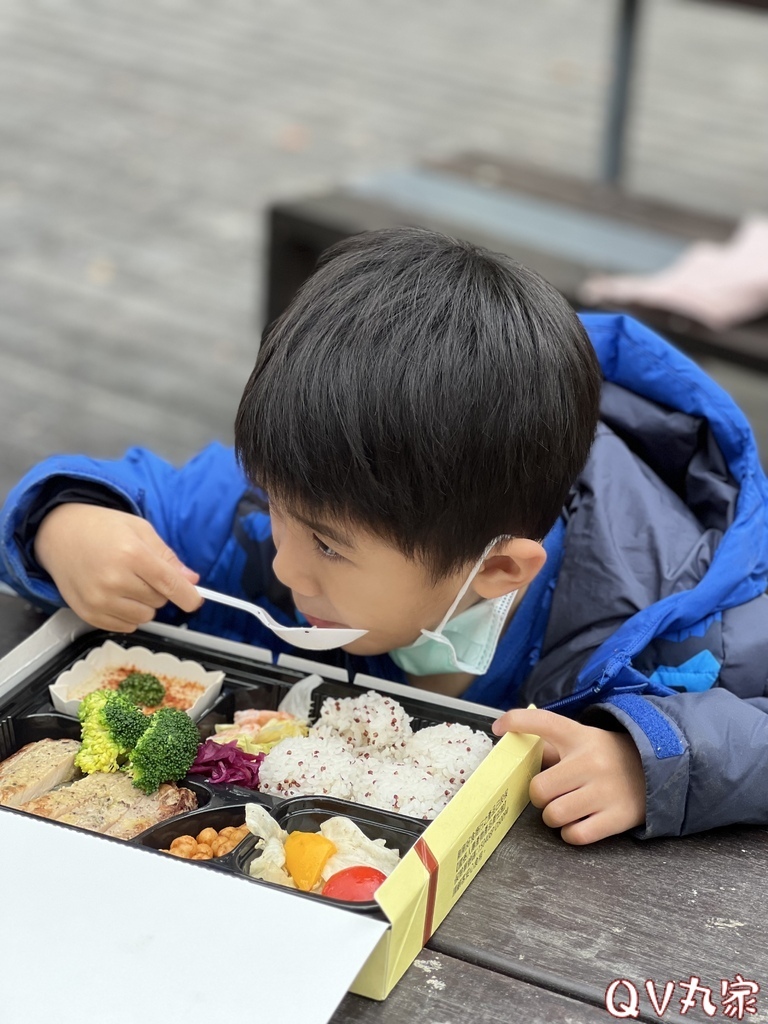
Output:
[331, 950, 613, 1024]
[430, 803, 768, 1022]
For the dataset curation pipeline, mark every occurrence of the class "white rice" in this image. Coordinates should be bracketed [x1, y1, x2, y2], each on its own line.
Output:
[351, 758, 456, 819]
[259, 691, 493, 819]
[404, 722, 493, 787]
[257, 736, 357, 801]
[313, 690, 413, 753]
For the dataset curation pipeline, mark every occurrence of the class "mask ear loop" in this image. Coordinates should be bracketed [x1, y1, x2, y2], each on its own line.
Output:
[426, 535, 515, 637]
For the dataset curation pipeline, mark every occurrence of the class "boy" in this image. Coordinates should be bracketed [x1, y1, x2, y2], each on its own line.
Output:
[2, 227, 768, 845]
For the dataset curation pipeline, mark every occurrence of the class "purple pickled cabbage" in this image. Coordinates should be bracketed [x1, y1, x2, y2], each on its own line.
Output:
[188, 739, 265, 788]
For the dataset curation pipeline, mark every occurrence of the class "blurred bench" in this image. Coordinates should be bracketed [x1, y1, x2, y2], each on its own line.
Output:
[266, 0, 768, 371]
[265, 153, 768, 373]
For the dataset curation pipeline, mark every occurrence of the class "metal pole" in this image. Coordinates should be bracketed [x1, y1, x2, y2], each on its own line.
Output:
[601, 0, 642, 186]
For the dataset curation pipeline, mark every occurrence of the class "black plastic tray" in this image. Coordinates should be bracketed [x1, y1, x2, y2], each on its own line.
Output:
[0, 626, 491, 912]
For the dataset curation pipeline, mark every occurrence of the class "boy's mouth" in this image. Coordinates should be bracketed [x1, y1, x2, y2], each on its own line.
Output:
[296, 608, 350, 629]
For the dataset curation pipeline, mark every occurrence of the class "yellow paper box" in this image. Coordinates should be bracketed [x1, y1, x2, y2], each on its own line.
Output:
[354, 729, 542, 999]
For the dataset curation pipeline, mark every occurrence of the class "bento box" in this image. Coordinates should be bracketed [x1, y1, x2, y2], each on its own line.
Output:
[0, 610, 541, 1024]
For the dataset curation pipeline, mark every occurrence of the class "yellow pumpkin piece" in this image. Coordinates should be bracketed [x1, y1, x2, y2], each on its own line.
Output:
[283, 831, 337, 892]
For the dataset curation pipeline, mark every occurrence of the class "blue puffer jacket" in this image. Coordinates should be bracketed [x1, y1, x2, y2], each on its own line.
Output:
[2, 314, 768, 839]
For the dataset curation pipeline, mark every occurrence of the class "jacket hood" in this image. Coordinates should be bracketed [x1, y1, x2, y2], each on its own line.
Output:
[566, 314, 768, 703]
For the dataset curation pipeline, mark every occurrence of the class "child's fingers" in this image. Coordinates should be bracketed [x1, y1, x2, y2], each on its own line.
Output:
[534, 782, 616, 845]
[560, 811, 616, 847]
[79, 610, 145, 634]
[111, 598, 162, 626]
[528, 760, 582, 810]
[70, 594, 159, 632]
[140, 566, 201, 613]
[539, 787, 592, 830]
[541, 740, 560, 769]
[132, 541, 202, 613]
[120, 576, 175, 610]
[493, 707, 581, 755]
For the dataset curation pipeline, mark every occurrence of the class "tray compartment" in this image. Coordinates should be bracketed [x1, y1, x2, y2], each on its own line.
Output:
[238, 795, 426, 912]
[136, 801, 258, 869]
[0, 711, 211, 811]
[0, 712, 82, 761]
[272, 795, 427, 851]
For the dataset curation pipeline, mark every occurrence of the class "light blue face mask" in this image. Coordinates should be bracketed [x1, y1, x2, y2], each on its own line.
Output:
[389, 537, 518, 676]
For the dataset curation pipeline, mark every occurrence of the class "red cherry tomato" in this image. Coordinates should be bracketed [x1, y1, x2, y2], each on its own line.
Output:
[321, 865, 388, 902]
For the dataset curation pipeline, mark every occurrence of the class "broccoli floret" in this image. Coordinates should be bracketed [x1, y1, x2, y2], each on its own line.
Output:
[118, 671, 165, 707]
[75, 689, 151, 775]
[127, 707, 201, 794]
[103, 691, 153, 748]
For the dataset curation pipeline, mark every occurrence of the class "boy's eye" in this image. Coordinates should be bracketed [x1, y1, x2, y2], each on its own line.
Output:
[312, 534, 342, 560]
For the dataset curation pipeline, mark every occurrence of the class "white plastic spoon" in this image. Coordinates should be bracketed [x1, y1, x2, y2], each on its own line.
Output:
[195, 586, 368, 650]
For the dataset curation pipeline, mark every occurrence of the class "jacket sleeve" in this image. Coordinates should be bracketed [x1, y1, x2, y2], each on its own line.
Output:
[0, 443, 250, 610]
[587, 688, 768, 837]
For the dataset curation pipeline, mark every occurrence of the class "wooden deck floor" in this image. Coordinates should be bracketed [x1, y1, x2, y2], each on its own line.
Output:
[1, 0, 767, 501]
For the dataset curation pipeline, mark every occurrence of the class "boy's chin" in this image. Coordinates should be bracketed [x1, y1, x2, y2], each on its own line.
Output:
[341, 636, 391, 658]
[341, 631, 420, 659]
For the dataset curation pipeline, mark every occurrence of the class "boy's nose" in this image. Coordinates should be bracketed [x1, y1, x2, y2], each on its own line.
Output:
[271, 541, 322, 599]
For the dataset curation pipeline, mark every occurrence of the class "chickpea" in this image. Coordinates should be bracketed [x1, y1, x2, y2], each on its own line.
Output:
[166, 846, 194, 859]
[196, 827, 219, 846]
[219, 827, 236, 838]
[193, 850, 213, 860]
[211, 838, 231, 858]
[170, 835, 197, 854]
[195, 843, 214, 857]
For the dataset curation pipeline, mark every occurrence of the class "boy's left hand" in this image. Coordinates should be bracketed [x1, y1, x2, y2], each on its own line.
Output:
[492, 708, 646, 845]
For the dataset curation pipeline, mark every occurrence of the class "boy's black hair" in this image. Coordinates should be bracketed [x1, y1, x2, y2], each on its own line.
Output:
[235, 227, 601, 578]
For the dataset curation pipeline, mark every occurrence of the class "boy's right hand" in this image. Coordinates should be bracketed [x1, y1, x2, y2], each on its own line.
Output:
[34, 503, 202, 632]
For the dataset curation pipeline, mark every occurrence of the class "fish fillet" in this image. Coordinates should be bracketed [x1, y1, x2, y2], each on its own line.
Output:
[0, 738, 80, 808]
[20, 771, 198, 840]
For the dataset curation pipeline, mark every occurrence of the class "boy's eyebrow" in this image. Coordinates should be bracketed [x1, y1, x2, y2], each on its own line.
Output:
[294, 513, 356, 550]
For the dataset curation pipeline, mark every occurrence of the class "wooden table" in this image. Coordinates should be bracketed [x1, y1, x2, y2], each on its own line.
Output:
[2, 593, 766, 1024]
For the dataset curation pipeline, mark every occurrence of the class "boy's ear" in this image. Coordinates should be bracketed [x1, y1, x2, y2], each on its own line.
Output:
[471, 538, 547, 599]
